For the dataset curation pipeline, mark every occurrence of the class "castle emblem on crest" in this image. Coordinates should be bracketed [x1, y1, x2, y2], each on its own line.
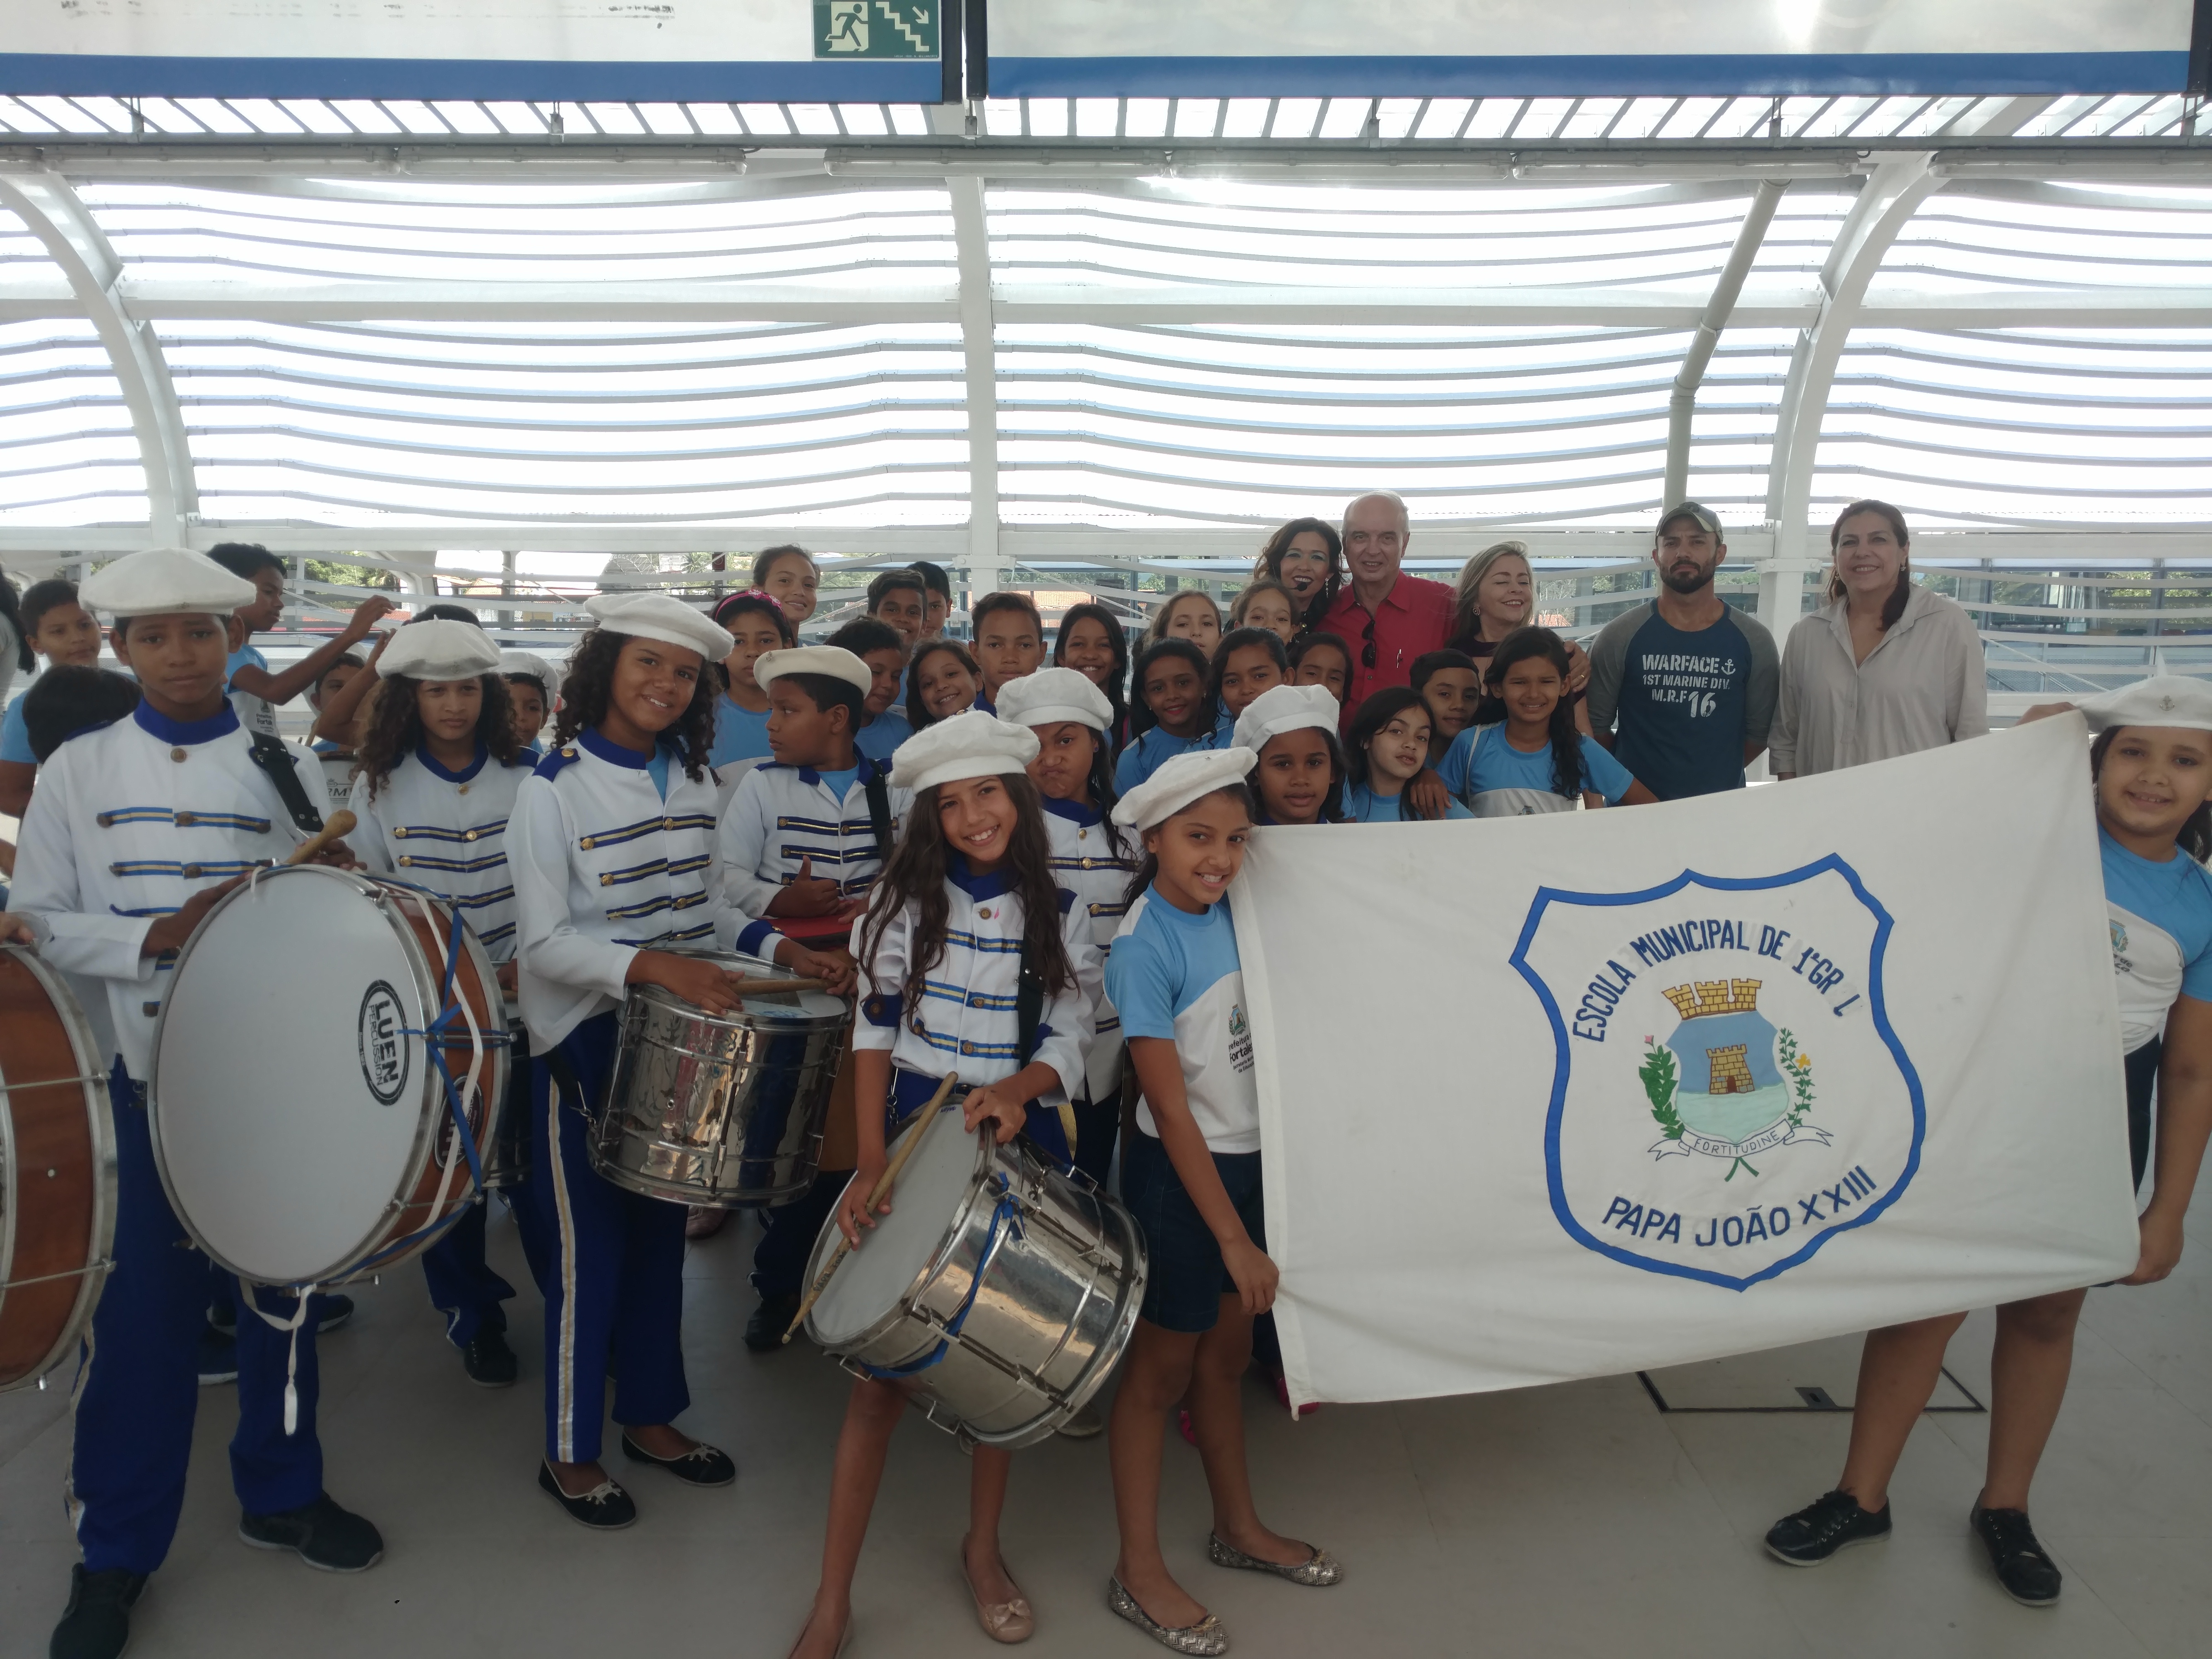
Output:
[1638, 976, 1828, 1179]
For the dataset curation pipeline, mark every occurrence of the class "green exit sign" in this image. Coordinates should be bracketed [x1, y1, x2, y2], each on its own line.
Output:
[814, 0, 939, 60]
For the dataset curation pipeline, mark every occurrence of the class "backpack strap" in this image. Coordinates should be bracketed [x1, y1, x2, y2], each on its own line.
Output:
[861, 756, 895, 863]
[247, 731, 326, 836]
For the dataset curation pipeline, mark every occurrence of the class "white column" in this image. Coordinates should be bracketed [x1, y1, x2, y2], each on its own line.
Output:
[949, 175, 1004, 607]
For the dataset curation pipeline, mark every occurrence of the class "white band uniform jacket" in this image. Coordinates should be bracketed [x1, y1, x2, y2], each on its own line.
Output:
[509, 729, 731, 1051]
[346, 744, 532, 962]
[11, 700, 322, 1075]
[718, 758, 912, 923]
[1041, 797, 1137, 1106]
[853, 860, 1104, 1120]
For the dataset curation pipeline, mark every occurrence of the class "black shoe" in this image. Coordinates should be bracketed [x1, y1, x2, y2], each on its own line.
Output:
[1765, 1490, 1892, 1565]
[1971, 1504, 2062, 1605]
[237, 1494, 383, 1572]
[619, 1432, 736, 1487]
[744, 1293, 800, 1352]
[460, 1327, 517, 1388]
[538, 1462, 637, 1530]
[49, 1565, 145, 1659]
[195, 1326, 237, 1387]
[314, 1294, 354, 1334]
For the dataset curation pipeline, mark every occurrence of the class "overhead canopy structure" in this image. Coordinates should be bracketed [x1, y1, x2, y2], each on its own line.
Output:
[1, 65, 2210, 695]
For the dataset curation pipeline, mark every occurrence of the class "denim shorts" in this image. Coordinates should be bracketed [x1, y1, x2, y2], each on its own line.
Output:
[1120, 1129, 1265, 1334]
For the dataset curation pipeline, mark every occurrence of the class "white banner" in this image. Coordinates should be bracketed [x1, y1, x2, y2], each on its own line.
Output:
[989, 0, 2190, 97]
[1233, 714, 2140, 1409]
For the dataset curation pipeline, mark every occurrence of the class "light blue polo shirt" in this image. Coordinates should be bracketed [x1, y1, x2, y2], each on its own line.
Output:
[1108, 887, 1259, 1154]
[2103, 825, 2212, 1053]
[1438, 724, 1636, 817]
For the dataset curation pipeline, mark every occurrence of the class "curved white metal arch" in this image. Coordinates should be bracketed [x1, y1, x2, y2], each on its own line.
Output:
[0, 168, 195, 543]
[1758, 152, 1940, 637]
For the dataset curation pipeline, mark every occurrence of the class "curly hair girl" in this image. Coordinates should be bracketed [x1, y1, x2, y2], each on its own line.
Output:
[356, 670, 519, 800]
[553, 626, 718, 781]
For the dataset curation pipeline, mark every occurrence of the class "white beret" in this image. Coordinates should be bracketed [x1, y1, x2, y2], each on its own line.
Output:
[1112, 745, 1257, 832]
[498, 651, 560, 693]
[993, 666, 1113, 733]
[2075, 675, 2212, 735]
[755, 645, 873, 698]
[374, 618, 501, 682]
[1233, 683, 1341, 755]
[889, 708, 1039, 794]
[80, 546, 255, 619]
[583, 591, 733, 663]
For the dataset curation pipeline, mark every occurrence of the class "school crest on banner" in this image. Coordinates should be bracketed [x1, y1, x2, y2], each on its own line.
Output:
[1510, 858, 1926, 1291]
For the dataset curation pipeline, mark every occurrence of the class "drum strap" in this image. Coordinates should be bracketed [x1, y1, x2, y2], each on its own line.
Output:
[246, 731, 327, 835]
[1015, 936, 1080, 1156]
[861, 757, 894, 864]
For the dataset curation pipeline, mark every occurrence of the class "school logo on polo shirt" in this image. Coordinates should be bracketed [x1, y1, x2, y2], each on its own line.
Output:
[1510, 858, 1925, 1291]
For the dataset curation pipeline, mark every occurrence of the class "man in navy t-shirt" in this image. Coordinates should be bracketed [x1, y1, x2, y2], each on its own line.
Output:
[1586, 501, 1780, 799]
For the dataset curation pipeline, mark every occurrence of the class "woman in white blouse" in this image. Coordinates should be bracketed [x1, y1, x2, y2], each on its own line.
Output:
[1769, 500, 1987, 779]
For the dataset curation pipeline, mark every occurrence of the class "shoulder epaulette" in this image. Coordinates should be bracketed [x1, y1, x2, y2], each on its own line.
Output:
[534, 745, 581, 781]
[53, 716, 125, 757]
[1056, 887, 1078, 915]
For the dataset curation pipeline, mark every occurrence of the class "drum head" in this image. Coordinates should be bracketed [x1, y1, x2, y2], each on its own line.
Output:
[151, 867, 438, 1284]
[811, 1104, 982, 1346]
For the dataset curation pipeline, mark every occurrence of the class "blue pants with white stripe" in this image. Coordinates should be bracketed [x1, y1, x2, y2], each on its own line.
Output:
[524, 1012, 689, 1465]
[68, 1067, 324, 1575]
[419, 1201, 515, 1348]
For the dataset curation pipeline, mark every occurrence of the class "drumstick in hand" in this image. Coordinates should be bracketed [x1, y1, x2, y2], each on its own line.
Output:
[286, 809, 357, 866]
[783, 1070, 960, 1345]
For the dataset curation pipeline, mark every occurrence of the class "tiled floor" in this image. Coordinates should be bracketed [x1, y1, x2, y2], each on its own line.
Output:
[4, 1164, 2208, 1659]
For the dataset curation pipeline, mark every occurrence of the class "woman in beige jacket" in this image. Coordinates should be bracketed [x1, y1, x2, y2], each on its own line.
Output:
[1768, 500, 1987, 779]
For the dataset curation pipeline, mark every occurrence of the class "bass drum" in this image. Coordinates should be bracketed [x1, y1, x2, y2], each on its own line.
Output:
[0, 945, 116, 1391]
[803, 1103, 1147, 1449]
[149, 866, 506, 1286]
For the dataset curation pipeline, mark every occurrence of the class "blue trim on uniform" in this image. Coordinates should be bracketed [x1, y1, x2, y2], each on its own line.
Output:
[532, 745, 579, 780]
[578, 727, 652, 770]
[986, 51, 2188, 99]
[1041, 795, 1105, 827]
[132, 699, 238, 747]
[0, 53, 944, 102]
[736, 918, 781, 959]
[415, 741, 489, 784]
[946, 853, 1011, 903]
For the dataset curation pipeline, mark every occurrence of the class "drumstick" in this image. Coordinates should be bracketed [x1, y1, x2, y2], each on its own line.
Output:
[286, 809, 357, 866]
[782, 1070, 960, 1345]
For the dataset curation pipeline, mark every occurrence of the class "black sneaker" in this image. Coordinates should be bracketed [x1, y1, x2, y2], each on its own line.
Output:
[460, 1328, 518, 1388]
[1765, 1490, 1892, 1565]
[1971, 1504, 2062, 1606]
[314, 1294, 355, 1334]
[743, 1292, 801, 1352]
[538, 1462, 637, 1530]
[620, 1432, 736, 1486]
[49, 1565, 145, 1659]
[195, 1326, 237, 1387]
[238, 1494, 383, 1572]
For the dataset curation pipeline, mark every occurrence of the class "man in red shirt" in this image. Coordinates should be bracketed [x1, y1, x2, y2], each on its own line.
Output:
[1316, 490, 1456, 723]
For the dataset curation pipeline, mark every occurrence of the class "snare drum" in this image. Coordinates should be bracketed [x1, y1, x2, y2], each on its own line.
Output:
[149, 866, 508, 1286]
[594, 953, 852, 1209]
[803, 1104, 1148, 1449]
[0, 945, 116, 1391]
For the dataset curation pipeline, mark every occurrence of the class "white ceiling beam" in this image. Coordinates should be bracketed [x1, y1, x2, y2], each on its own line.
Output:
[1762, 151, 1943, 636]
[1666, 178, 1787, 507]
[0, 169, 197, 542]
[949, 174, 1002, 597]
[9, 281, 2212, 329]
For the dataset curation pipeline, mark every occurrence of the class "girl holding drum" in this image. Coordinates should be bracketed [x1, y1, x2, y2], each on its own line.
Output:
[344, 618, 532, 1388]
[1104, 748, 1342, 1657]
[509, 593, 767, 1530]
[788, 710, 1101, 1656]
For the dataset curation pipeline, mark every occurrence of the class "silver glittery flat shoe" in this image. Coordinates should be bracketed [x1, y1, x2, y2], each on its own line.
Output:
[1106, 1577, 1229, 1656]
[1206, 1533, 1343, 1587]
